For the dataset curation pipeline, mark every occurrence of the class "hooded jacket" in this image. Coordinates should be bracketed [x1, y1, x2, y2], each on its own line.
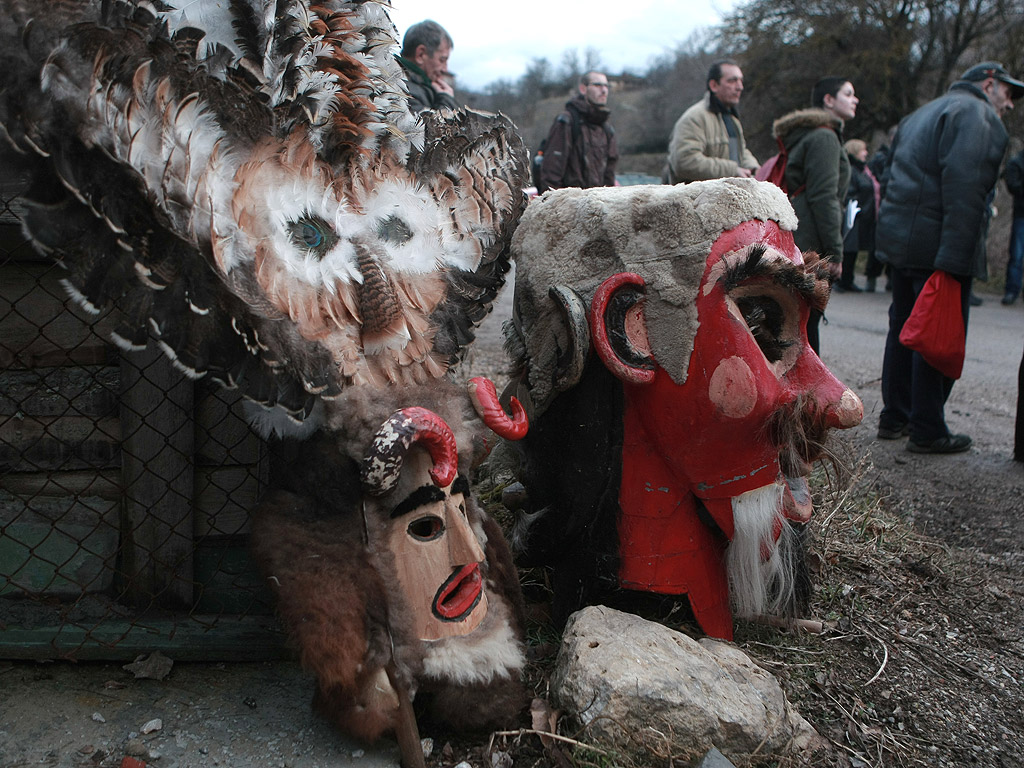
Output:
[538, 93, 618, 191]
[772, 108, 849, 261]
[875, 81, 1008, 278]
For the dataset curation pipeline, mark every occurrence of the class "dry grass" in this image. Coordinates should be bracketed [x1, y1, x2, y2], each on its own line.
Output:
[424, 437, 1024, 768]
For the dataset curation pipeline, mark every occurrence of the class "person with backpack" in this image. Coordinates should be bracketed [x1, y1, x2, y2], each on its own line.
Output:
[770, 76, 858, 355]
[536, 71, 619, 193]
[666, 59, 759, 184]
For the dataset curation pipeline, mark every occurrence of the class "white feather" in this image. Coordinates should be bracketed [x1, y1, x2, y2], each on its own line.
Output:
[243, 398, 325, 439]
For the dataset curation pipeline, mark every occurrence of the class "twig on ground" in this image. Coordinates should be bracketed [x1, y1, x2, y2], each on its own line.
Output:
[752, 615, 825, 633]
[490, 728, 613, 756]
[862, 632, 889, 686]
[885, 630, 1000, 689]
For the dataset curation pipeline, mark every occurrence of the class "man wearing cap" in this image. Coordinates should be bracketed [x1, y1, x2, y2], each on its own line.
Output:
[876, 62, 1022, 454]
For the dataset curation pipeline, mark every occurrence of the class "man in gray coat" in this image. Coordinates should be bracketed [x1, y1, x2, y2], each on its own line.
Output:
[396, 20, 457, 114]
[876, 62, 1022, 453]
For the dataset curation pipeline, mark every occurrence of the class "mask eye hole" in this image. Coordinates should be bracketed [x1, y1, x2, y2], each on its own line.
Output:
[735, 294, 794, 363]
[288, 216, 338, 258]
[376, 214, 414, 245]
[408, 515, 444, 541]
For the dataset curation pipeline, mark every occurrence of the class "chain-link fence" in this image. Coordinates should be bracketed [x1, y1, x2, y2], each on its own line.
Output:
[1, 173, 283, 661]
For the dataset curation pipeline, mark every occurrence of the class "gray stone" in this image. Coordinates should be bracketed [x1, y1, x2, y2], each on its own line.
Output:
[698, 746, 738, 767]
[550, 606, 823, 762]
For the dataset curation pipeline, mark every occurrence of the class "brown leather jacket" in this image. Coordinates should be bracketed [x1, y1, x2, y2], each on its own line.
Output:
[538, 94, 618, 191]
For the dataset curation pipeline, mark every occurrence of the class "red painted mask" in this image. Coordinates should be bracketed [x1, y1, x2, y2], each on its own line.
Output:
[636, 221, 861, 526]
[510, 181, 864, 641]
[594, 219, 862, 638]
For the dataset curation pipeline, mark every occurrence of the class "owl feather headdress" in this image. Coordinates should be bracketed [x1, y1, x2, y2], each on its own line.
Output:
[0, 0, 528, 422]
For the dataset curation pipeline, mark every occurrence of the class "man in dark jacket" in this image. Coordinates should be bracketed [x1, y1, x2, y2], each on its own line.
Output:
[396, 20, 457, 114]
[1001, 149, 1024, 304]
[876, 62, 1022, 454]
[537, 71, 618, 192]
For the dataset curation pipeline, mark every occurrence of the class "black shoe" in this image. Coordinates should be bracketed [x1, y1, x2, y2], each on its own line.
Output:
[833, 283, 847, 293]
[907, 434, 972, 454]
[969, 293, 983, 307]
[1002, 293, 1017, 306]
[877, 423, 911, 440]
[865, 277, 877, 293]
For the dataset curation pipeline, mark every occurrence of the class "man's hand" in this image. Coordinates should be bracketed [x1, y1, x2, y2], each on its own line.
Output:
[433, 75, 455, 97]
[737, 167, 754, 178]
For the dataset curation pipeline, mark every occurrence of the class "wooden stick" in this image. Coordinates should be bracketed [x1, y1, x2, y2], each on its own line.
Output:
[490, 728, 613, 755]
[385, 663, 426, 768]
[753, 615, 825, 633]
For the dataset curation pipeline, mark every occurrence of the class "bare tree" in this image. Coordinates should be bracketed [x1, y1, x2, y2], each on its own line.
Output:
[719, 0, 1015, 157]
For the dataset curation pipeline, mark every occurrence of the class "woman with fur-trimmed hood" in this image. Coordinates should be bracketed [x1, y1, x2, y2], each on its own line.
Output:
[772, 77, 859, 353]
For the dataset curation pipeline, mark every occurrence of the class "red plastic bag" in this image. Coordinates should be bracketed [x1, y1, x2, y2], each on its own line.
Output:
[898, 270, 966, 379]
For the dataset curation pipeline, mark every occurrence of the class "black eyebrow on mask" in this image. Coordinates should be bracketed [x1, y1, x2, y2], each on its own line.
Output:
[452, 475, 470, 497]
[391, 486, 445, 519]
[721, 243, 818, 303]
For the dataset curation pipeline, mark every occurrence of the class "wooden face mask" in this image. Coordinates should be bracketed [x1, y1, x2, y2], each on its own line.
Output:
[379, 451, 488, 640]
[362, 407, 489, 642]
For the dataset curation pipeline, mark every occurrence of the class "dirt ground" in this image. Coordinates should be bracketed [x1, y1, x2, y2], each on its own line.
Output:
[2, 280, 1023, 768]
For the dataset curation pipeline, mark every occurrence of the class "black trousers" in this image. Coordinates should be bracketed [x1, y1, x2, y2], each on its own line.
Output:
[1015, 342, 1024, 461]
[879, 267, 970, 442]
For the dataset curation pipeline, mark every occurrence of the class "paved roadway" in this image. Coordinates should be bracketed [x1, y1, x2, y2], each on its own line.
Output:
[820, 286, 1022, 457]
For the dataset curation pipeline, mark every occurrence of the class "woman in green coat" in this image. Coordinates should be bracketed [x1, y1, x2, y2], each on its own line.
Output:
[771, 77, 859, 354]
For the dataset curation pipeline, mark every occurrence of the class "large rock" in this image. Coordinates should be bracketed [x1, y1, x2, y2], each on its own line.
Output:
[550, 606, 822, 762]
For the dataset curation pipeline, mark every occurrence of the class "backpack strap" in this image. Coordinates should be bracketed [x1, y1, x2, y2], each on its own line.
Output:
[565, 105, 587, 183]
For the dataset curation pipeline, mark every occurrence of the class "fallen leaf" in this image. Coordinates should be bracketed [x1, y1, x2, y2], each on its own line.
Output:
[122, 652, 174, 681]
[530, 697, 560, 748]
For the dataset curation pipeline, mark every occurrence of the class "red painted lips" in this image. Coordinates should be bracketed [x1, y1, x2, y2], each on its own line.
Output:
[432, 563, 483, 621]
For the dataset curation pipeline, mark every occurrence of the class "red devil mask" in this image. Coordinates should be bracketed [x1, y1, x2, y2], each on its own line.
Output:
[590, 218, 862, 638]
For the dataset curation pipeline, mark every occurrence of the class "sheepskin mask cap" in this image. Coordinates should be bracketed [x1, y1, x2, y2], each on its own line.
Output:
[510, 179, 799, 413]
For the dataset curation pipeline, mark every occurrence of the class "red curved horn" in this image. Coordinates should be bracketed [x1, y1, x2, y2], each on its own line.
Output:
[468, 377, 528, 440]
[589, 272, 656, 385]
[361, 407, 458, 495]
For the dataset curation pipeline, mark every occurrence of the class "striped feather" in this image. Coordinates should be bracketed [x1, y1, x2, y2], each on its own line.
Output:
[1, 0, 527, 424]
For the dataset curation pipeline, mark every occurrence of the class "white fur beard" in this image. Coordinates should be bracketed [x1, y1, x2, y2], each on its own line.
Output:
[726, 483, 797, 619]
[420, 591, 525, 686]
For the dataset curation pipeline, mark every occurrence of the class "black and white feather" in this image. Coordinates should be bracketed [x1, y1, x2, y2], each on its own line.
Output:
[0, 0, 528, 423]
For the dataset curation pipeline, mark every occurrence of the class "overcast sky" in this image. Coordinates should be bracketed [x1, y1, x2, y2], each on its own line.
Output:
[385, 0, 738, 92]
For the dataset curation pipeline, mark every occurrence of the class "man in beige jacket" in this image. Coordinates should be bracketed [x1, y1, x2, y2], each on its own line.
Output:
[667, 60, 758, 183]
